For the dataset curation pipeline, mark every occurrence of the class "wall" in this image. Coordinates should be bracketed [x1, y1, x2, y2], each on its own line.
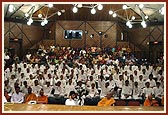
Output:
[4, 22, 44, 56]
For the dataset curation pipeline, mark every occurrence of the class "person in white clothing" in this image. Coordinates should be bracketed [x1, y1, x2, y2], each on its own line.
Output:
[142, 82, 154, 99]
[11, 86, 24, 103]
[121, 80, 132, 99]
[146, 74, 156, 88]
[153, 82, 164, 105]
[32, 80, 42, 96]
[65, 91, 78, 106]
[43, 81, 52, 96]
[86, 83, 99, 98]
[132, 81, 142, 99]
[64, 79, 76, 97]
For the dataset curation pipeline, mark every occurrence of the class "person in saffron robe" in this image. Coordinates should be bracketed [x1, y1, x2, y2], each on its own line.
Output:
[97, 92, 115, 106]
[37, 89, 48, 104]
[24, 86, 37, 103]
[144, 95, 159, 106]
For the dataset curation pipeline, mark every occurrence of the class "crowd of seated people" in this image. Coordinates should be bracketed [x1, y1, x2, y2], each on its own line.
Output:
[3, 45, 164, 106]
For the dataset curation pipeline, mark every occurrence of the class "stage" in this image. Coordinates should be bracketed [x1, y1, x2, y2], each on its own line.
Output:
[4, 103, 164, 112]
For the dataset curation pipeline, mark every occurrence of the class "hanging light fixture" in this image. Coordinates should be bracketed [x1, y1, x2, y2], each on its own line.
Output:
[112, 13, 117, 18]
[57, 11, 61, 16]
[91, 8, 96, 14]
[109, 10, 113, 15]
[131, 16, 135, 20]
[44, 18, 48, 24]
[97, 4, 103, 10]
[48, 4, 53, 8]
[122, 5, 128, 10]
[38, 14, 42, 18]
[72, 6, 78, 13]
[25, 13, 29, 18]
[145, 15, 148, 19]
[139, 4, 144, 9]
[41, 21, 45, 26]
[8, 4, 15, 13]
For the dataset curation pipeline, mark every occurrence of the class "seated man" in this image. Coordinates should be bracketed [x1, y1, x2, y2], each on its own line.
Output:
[144, 95, 159, 106]
[11, 86, 24, 103]
[37, 89, 48, 104]
[24, 86, 37, 104]
[65, 91, 78, 106]
[121, 80, 132, 99]
[97, 92, 115, 106]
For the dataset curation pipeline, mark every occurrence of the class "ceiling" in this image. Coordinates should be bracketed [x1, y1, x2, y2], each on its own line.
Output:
[4, 3, 164, 27]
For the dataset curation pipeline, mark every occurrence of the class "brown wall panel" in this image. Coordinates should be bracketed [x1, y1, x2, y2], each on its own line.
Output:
[4, 22, 43, 56]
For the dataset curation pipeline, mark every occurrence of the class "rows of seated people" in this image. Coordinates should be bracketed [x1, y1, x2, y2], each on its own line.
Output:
[4, 46, 164, 106]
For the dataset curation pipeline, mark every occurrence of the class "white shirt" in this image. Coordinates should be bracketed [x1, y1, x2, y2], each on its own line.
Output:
[32, 85, 42, 95]
[11, 92, 24, 103]
[143, 87, 154, 98]
[43, 85, 53, 96]
[65, 99, 78, 106]
[64, 84, 76, 96]
[153, 86, 163, 99]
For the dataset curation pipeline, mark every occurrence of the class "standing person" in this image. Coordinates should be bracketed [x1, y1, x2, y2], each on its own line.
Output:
[97, 92, 115, 106]
[65, 91, 78, 106]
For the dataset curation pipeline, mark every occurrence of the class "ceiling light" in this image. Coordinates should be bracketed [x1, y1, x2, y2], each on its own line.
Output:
[112, 13, 117, 17]
[139, 4, 144, 9]
[160, 7, 164, 15]
[27, 21, 32, 26]
[141, 20, 147, 28]
[109, 10, 113, 15]
[142, 23, 147, 28]
[77, 4, 82, 8]
[9, 4, 14, 9]
[126, 21, 131, 26]
[97, 4, 103, 10]
[122, 5, 128, 10]
[48, 4, 53, 8]
[25, 13, 29, 17]
[44, 18, 48, 24]
[29, 18, 33, 23]
[38, 14, 42, 18]
[72, 6, 78, 13]
[41, 21, 45, 26]
[145, 15, 148, 19]
[57, 11, 61, 16]
[9, 4, 15, 13]
[141, 20, 146, 26]
[91, 8, 96, 14]
[131, 16, 135, 20]
[129, 24, 133, 28]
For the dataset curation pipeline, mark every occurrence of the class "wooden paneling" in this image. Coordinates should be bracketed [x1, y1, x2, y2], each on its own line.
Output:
[4, 22, 44, 56]
[4, 103, 164, 112]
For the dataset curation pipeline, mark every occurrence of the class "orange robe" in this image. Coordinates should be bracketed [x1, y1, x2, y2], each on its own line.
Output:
[24, 93, 37, 103]
[37, 95, 48, 104]
[97, 97, 116, 106]
[143, 99, 159, 106]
